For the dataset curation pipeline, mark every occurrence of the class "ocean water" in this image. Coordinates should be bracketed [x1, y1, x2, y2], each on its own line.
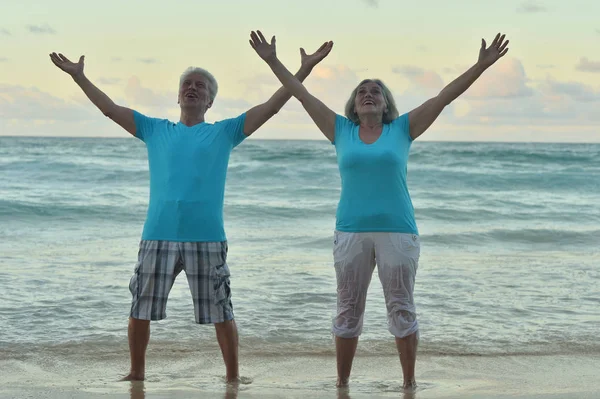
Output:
[1, 137, 599, 367]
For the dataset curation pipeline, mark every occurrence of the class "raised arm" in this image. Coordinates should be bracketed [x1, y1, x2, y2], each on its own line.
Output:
[49, 53, 136, 136]
[249, 31, 337, 142]
[243, 35, 333, 136]
[408, 33, 510, 140]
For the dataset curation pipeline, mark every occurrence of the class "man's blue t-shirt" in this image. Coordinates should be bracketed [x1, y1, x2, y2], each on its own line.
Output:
[134, 111, 246, 242]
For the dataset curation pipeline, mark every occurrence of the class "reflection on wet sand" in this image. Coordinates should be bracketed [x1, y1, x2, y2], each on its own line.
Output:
[129, 381, 145, 399]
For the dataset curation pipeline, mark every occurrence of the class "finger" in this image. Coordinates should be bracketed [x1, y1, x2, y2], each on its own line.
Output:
[50, 53, 64, 66]
[491, 32, 501, 47]
[500, 48, 509, 57]
[58, 53, 72, 63]
[257, 30, 267, 43]
[497, 34, 506, 47]
[270, 35, 275, 46]
[481, 39, 486, 50]
[250, 31, 260, 45]
[327, 42, 334, 54]
[317, 42, 328, 52]
[498, 39, 509, 53]
[49, 54, 61, 66]
[300, 47, 307, 57]
[78, 55, 84, 64]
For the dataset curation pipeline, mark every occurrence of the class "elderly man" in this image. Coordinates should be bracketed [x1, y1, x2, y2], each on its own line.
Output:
[49, 39, 333, 382]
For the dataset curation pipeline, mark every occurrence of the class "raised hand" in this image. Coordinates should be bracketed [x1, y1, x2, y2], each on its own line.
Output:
[478, 33, 509, 68]
[49, 52, 85, 77]
[300, 41, 334, 69]
[249, 30, 276, 63]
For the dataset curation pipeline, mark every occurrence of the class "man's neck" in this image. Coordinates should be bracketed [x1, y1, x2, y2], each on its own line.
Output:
[179, 110, 206, 127]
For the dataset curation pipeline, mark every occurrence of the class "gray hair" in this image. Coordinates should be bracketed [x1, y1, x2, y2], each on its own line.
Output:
[179, 67, 218, 101]
[344, 79, 399, 124]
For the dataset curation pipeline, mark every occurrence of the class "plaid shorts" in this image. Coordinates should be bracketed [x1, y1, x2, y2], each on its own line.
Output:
[129, 240, 233, 324]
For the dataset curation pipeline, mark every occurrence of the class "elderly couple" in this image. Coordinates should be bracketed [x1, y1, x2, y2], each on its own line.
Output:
[50, 30, 509, 390]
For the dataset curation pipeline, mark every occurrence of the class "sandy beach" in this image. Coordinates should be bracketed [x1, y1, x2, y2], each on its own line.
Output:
[2, 346, 599, 399]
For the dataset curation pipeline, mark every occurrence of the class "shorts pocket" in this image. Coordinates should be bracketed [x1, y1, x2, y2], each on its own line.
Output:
[393, 234, 420, 261]
[333, 231, 352, 264]
[212, 262, 232, 306]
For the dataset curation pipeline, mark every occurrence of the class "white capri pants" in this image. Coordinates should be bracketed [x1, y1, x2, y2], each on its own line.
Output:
[332, 231, 420, 339]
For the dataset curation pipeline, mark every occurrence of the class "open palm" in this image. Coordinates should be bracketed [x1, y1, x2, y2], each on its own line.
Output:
[478, 33, 509, 68]
[300, 41, 333, 69]
[249, 31, 276, 62]
[50, 52, 84, 77]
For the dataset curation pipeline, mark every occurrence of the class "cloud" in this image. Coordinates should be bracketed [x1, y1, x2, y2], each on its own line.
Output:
[392, 65, 444, 90]
[541, 79, 600, 103]
[124, 77, 173, 109]
[449, 75, 600, 132]
[442, 65, 470, 75]
[0, 83, 122, 137]
[27, 24, 56, 34]
[0, 84, 99, 121]
[517, 1, 547, 13]
[137, 58, 159, 64]
[0, 57, 8, 62]
[307, 64, 363, 110]
[362, 0, 379, 7]
[211, 97, 254, 120]
[97, 77, 122, 85]
[575, 57, 600, 73]
[537, 64, 555, 69]
[465, 58, 534, 99]
[0, 28, 10, 36]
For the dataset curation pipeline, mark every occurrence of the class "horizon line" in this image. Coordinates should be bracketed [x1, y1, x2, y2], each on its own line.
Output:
[1, 135, 599, 145]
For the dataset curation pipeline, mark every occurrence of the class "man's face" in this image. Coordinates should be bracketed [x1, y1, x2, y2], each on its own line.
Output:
[178, 73, 213, 111]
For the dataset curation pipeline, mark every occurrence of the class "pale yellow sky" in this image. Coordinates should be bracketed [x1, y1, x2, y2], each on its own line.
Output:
[1, 0, 599, 141]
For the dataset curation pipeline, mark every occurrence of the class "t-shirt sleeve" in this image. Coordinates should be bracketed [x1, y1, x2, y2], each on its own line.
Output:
[217, 113, 247, 148]
[396, 112, 412, 142]
[133, 110, 160, 142]
[333, 114, 354, 146]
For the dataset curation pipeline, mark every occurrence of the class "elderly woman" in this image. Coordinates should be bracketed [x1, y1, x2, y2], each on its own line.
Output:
[249, 30, 509, 390]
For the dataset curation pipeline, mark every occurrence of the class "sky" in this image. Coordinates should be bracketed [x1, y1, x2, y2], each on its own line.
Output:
[0, 0, 599, 142]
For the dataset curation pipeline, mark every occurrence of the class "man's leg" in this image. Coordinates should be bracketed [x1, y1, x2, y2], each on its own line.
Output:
[125, 240, 181, 381]
[183, 241, 238, 382]
[215, 319, 239, 382]
[121, 317, 151, 381]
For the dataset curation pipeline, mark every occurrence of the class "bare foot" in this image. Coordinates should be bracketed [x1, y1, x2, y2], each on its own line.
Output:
[336, 377, 349, 388]
[226, 376, 240, 384]
[403, 378, 417, 392]
[120, 373, 145, 381]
